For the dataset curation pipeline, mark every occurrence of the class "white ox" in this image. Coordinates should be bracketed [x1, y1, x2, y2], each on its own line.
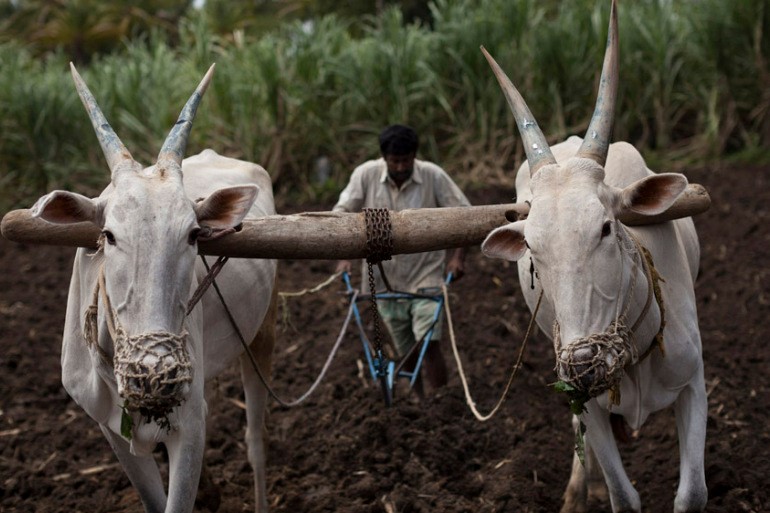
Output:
[30, 65, 277, 512]
[481, 2, 707, 512]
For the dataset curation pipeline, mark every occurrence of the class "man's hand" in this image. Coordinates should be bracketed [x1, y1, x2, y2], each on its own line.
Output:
[335, 259, 353, 275]
[446, 248, 465, 281]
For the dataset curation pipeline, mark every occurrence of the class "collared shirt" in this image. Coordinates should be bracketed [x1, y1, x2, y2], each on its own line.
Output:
[334, 158, 471, 293]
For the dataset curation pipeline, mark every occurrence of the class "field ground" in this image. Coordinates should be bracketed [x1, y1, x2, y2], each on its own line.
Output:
[1, 163, 768, 512]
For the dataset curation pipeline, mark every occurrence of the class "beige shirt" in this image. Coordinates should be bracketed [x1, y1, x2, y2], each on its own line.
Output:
[334, 158, 471, 293]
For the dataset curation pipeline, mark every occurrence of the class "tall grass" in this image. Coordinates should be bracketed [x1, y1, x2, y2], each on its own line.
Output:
[1, 0, 767, 212]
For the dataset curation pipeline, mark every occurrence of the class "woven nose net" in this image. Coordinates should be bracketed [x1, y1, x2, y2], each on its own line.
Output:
[552, 224, 657, 405]
[84, 265, 193, 426]
[113, 327, 192, 422]
[553, 318, 636, 403]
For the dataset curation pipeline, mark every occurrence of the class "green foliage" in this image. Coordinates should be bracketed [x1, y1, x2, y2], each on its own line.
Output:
[120, 404, 133, 440]
[552, 380, 591, 416]
[552, 380, 590, 465]
[0, 44, 101, 210]
[0, 0, 192, 63]
[0, 0, 767, 212]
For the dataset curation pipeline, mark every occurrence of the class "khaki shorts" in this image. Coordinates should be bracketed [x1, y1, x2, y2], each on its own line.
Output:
[378, 292, 444, 356]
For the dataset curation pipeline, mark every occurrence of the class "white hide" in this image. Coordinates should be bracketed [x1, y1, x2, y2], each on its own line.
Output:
[47, 149, 276, 513]
[485, 136, 707, 513]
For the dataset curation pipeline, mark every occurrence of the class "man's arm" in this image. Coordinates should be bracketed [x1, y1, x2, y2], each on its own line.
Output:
[446, 247, 466, 281]
[335, 259, 353, 275]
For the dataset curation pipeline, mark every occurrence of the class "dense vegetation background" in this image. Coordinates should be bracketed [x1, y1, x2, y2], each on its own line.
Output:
[0, 0, 767, 212]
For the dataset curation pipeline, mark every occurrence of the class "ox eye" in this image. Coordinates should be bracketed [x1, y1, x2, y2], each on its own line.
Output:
[102, 230, 116, 246]
[188, 227, 202, 245]
[601, 221, 612, 238]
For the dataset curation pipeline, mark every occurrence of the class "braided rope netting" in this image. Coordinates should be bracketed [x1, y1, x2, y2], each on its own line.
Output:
[553, 318, 636, 403]
[113, 326, 192, 423]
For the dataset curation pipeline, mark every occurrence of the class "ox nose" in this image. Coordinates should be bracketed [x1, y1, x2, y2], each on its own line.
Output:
[558, 346, 601, 390]
[124, 356, 190, 399]
[557, 341, 622, 396]
[115, 335, 193, 417]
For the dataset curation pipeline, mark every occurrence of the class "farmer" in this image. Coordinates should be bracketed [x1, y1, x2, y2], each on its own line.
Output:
[333, 124, 471, 396]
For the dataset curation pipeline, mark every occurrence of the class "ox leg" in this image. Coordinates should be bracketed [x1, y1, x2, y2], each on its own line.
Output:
[164, 416, 206, 513]
[582, 402, 641, 513]
[673, 378, 708, 512]
[561, 445, 588, 513]
[239, 285, 278, 513]
[561, 415, 608, 513]
[586, 443, 609, 504]
[196, 461, 221, 512]
[196, 383, 222, 512]
[100, 425, 166, 513]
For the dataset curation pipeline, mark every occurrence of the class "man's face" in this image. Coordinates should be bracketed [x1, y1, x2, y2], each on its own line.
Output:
[384, 152, 415, 184]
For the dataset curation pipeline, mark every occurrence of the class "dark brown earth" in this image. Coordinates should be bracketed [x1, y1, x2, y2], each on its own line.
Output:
[1, 163, 768, 513]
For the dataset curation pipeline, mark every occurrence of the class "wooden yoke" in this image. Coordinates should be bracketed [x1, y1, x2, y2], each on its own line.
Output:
[1, 184, 710, 259]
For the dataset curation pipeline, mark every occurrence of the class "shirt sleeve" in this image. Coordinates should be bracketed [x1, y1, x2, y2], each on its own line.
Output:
[333, 165, 367, 212]
[433, 166, 471, 208]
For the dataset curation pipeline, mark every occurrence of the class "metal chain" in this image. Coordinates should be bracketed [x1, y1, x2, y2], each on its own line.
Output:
[363, 208, 393, 378]
[364, 207, 393, 264]
[366, 262, 386, 379]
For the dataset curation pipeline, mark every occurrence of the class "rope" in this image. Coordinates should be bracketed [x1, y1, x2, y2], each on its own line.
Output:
[201, 256, 356, 408]
[186, 255, 229, 316]
[278, 271, 342, 299]
[446, 284, 544, 422]
[628, 233, 667, 359]
[277, 271, 342, 330]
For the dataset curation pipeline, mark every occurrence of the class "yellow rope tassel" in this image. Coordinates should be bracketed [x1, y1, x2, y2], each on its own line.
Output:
[609, 385, 621, 406]
[83, 304, 99, 347]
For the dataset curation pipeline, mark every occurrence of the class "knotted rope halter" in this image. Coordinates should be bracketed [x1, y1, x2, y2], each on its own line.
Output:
[83, 255, 193, 428]
[552, 223, 665, 405]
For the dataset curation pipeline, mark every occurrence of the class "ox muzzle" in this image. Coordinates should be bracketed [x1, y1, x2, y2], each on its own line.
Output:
[113, 329, 193, 422]
[553, 319, 636, 400]
[84, 265, 193, 425]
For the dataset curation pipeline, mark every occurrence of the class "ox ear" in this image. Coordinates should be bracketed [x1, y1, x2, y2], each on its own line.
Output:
[481, 221, 528, 261]
[620, 173, 688, 216]
[31, 190, 102, 225]
[194, 185, 259, 240]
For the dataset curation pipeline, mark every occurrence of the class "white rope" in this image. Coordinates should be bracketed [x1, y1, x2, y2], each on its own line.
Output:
[278, 271, 342, 299]
[444, 283, 544, 422]
[277, 271, 343, 331]
[238, 289, 358, 408]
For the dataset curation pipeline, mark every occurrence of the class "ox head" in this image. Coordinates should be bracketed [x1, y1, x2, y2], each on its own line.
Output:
[30, 64, 258, 420]
[481, 0, 686, 396]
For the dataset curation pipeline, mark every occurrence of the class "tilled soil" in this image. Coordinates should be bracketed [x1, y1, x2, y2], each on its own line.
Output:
[1, 163, 768, 512]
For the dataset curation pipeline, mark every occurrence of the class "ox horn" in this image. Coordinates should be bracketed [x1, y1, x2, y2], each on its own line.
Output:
[157, 64, 216, 170]
[70, 63, 134, 176]
[576, 0, 619, 166]
[481, 46, 556, 176]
